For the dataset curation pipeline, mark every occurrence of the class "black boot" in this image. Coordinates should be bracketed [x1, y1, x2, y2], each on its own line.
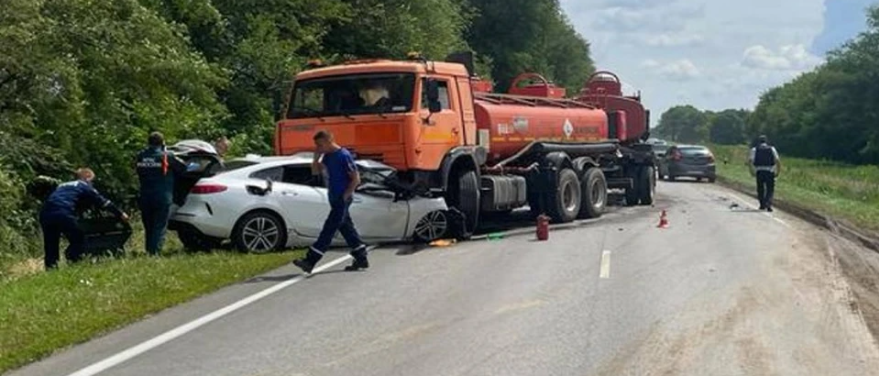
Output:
[293, 248, 323, 274]
[345, 246, 370, 271]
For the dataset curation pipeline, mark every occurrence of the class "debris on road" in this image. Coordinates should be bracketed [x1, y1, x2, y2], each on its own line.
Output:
[429, 239, 457, 247]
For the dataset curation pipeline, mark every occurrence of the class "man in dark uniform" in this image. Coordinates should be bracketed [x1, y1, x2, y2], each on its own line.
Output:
[293, 130, 369, 274]
[136, 132, 186, 256]
[749, 135, 782, 211]
[40, 168, 129, 270]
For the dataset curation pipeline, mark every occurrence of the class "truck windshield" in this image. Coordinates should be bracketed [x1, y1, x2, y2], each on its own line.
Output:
[287, 73, 416, 119]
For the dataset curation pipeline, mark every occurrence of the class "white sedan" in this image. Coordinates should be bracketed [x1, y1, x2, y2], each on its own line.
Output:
[168, 153, 452, 253]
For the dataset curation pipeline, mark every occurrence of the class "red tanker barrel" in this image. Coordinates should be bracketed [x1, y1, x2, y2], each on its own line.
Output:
[474, 100, 610, 164]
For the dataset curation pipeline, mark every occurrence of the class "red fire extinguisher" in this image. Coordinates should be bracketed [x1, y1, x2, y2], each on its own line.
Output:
[536, 214, 550, 241]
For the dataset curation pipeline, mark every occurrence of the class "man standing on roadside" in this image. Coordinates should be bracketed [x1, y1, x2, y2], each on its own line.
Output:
[749, 135, 782, 212]
[293, 130, 369, 274]
[40, 168, 129, 270]
[136, 132, 187, 256]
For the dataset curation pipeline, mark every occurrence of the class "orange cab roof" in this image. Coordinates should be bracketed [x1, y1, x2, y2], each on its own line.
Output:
[296, 60, 470, 80]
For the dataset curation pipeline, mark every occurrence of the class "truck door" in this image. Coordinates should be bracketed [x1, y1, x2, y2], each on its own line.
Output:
[418, 77, 461, 167]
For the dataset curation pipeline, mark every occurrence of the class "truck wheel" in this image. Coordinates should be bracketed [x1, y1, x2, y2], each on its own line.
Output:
[578, 168, 607, 219]
[638, 166, 656, 205]
[625, 167, 640, 207]
[548, 168, 581, 223]
[447, 169, 480, 239]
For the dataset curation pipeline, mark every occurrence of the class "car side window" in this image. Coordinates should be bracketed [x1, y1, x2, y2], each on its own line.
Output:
[283, 165, 322, 187]
[250, 167, 284, 182]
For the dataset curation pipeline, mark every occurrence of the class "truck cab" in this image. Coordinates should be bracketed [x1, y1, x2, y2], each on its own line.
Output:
[276, 60, 477, 176]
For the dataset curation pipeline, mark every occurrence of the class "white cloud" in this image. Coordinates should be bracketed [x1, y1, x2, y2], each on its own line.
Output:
[560, 0, 825, 116]
[655, 59, 702, 81]
[741, 44, 824, 71]
[642, 33, 705, 47]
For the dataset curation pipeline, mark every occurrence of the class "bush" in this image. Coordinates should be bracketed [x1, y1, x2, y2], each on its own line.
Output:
[0, 163, 40, 276]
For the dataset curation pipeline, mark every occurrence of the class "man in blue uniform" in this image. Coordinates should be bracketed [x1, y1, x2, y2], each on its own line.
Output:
[749, 135, 782, 211]
[293, 130, 369, 274]
[40, 168, 128, 270]
[136, 132, 186, 256]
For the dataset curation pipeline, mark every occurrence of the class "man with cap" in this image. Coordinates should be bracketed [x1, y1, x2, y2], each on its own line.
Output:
[40, 168, 129, 269]
[749, 135, 782, 211]
[136, 132, 187, 256]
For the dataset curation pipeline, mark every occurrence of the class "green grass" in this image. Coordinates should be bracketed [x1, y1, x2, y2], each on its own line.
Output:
[0, 249, 302, 373]
[711, 144, 879, 232]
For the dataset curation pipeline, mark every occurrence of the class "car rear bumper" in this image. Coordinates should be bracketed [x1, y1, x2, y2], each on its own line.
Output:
[170, 201, 234, 239]
[668, 163, 716, 177]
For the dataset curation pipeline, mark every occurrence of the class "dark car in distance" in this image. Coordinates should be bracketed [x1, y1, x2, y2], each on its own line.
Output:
[659, 145, 716, 183]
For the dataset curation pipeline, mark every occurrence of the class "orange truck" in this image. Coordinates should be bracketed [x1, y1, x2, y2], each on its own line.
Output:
[275, 53, 656, 237]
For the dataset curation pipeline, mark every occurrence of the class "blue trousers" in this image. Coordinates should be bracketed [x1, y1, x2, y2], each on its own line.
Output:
[140, 199, 171, 255]
[41, 213, 84, 269]
[308, 195, 366, 261]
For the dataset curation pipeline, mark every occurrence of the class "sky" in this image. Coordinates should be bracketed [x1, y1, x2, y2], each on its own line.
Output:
[559, 0, 876, 117]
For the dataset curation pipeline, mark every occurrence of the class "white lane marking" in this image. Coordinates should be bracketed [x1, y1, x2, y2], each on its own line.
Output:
[727, 192, 791, 228]
[599, 250, 612, 279]
[66, 254, 354, 376]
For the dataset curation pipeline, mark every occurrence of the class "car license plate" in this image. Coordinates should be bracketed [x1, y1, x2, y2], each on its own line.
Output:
[689, 171, 703, 175]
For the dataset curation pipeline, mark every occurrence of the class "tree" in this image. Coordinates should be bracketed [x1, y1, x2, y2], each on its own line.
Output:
[709, 109, 748, 145]
[464, 0, 593, 93]
[655, 105, 709, 143]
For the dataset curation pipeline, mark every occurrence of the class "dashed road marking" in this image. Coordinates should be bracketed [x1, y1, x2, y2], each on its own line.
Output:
[600, 250, 612, 279]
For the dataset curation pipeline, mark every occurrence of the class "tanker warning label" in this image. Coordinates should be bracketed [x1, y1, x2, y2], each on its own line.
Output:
[563, 119, 574, 139]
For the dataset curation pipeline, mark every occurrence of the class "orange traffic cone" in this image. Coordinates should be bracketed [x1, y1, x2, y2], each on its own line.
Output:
[657, 210, 669, 229]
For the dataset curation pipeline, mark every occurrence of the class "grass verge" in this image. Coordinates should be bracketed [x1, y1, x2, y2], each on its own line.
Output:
[711, 144, 879, 232]
[0, 249, 302, 373]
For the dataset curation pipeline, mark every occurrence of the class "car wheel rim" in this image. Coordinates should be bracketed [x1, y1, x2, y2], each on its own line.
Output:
[242, 217, 279, 252]
[415, 211, 448, 241]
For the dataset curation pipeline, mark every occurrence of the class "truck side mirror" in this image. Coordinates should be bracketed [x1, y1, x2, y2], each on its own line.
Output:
[426, 79, 442, 114]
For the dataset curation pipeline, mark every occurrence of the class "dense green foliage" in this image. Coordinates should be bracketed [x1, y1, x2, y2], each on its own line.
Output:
[465, 0, 594, 92]
[748, 5, 879, 164]
[654, 105, 751, 145]
[0, 0, 593, 265]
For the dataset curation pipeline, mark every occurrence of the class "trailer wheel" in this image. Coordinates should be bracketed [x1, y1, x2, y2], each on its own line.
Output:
[446, 169, 480, 239]
[578, 168, 607, 219]
[625, 167, 640, 207]
[638, 166, 656, 205]
[548, 168, 581, 223]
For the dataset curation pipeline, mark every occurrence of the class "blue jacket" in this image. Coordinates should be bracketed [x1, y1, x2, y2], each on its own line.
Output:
[136, 146, 186, 205]
[42, 180, 122, 219]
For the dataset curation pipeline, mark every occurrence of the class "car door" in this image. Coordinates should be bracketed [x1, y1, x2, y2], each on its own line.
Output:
[348, 189, 410, 241]
[254, 165, 330, 238]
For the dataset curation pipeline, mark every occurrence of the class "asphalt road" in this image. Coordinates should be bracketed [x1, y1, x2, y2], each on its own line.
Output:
[12, 181, 879, 376]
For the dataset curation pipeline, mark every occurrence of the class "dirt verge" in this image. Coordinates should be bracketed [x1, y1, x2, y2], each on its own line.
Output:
[716, 176, 879, 341]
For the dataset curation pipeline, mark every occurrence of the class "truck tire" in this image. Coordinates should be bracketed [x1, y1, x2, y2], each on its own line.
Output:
[638, 166, 656, 205]
[548, 168, 581, 223]
[578, 167, 607, 219]
[625, 167, 640, 207]
[446, 169, 480, 239]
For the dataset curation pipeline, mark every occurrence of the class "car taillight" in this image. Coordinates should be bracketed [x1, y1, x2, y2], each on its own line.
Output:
[191, 183, 227, 194]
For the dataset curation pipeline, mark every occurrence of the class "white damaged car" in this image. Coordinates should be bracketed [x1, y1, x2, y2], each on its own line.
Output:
[168, 145, 451, 253]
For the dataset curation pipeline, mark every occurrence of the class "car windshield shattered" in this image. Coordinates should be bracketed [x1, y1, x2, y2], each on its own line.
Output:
[287, 73, 416, 119]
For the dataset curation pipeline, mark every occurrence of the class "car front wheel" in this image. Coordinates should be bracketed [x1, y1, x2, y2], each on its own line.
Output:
[232, 211, 287, 253]
[414, 210, 450, 243]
